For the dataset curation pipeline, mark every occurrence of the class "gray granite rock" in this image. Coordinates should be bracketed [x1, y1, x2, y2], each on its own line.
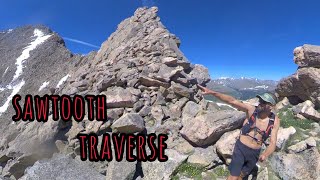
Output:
[20, 154, 105, 180]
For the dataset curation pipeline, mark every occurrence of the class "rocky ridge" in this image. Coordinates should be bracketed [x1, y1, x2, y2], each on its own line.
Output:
[0, 6, 319, 180]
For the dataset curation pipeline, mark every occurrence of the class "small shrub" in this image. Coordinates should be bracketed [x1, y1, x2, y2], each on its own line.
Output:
[213, 166, 230, 177]
[278, 108, 313, 129]
[198, 110, 208, 116]
[171, 162, 205, 180]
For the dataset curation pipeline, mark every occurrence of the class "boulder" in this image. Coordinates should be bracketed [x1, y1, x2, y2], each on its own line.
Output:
[292, 100, 320, 122]
[133, 101, 144, 112]
[292, 100, 315, 114]
[215, 129, 240, 164]
[111, 113, 145, 133]
[187, 146, 218, 168]
[155, 64, 183, 82]
[139, 105, 152, 117]
[141, 149, 188, 180]
[180, 110, 246, 146]
[151, 105, 164, 126]
[270, 148, 320, 180]
[138, 76, 170, 88]
[293, 44, 320, 68]
[276, 67, 320, 108]
[96, 77, 116, 92]
[102, 87, 135, 108]
[162, 57, 178, 66]
[287, 137, 317, 153]
[275, 97, 291, 111]
[20, 154, 105, 180]
[188, 64, 211, 85]
[276, 126, 296, 150]
[170, 82, 193, 98]
[181, 101, 201, 124]
[174, 139, 195, 155]
[257, 167, 269, 180]
[105, 152, 136, 180]
[1, 118, 67, 178]
[301, 106, 320, 122]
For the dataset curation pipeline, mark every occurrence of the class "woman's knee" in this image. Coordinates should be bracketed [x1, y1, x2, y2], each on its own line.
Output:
[227, 175, 239, 180]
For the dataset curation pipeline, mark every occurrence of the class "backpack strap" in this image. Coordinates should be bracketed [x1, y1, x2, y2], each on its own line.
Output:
[246, 109, 276, 145]
[262, 112, 275, 144]
[249, 106, 258, 125]
[265, 113, 275, 136]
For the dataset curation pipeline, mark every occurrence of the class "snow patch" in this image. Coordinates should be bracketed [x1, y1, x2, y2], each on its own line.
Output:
[217, 77, 235, 80]
[8, 29, 13, 33]
[39, 81, 50, 91]
[218, 77, 230, 80]
[254, 85, 269, 89]
[0, 29, 52, 116]
[56, 74, 70, 88]
[0, 81, 25, 116]
[12, 29, 52, 82]
[216, 102, 237, 110]
[242, 85, 269, 90]
[2, 67, 9, 77]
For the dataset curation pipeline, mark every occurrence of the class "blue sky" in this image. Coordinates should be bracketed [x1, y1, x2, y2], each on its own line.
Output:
[1, 0, 320, 80]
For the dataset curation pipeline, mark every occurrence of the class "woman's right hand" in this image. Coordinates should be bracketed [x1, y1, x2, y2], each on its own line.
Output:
[197, 84, 212, 95]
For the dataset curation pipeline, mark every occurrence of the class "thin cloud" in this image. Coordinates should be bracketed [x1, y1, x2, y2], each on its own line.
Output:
[63, 37, 100, 49]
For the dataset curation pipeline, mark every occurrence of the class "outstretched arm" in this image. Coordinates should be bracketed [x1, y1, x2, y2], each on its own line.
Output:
[197, 84, 255, 113]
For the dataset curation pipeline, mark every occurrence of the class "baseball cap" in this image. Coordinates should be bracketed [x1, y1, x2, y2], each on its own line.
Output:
[256, 93, 277, 106]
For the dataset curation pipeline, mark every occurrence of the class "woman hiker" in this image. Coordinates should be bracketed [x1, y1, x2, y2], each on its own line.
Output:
[197, 84, 280, 180]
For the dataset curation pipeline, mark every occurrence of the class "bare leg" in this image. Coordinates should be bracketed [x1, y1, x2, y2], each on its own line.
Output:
[227, 175, 240, 180]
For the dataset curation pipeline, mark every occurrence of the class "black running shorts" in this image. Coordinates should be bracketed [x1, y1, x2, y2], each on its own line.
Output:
[228, 139, 261, 178]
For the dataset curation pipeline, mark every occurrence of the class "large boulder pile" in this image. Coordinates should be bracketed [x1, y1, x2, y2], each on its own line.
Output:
[0, 7, 248, 179]
[276, 44, 320, 108]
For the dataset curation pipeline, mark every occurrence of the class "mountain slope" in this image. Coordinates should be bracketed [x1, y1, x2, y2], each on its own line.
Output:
[205, 77, 278, 101]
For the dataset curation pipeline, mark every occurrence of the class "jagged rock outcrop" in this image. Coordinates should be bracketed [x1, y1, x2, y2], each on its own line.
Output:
[276, 44, 320, 108]
[274, 44, 320, 178]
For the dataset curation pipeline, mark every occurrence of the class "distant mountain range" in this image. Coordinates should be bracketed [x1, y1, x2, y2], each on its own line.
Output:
[204, 77, 278, 101]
